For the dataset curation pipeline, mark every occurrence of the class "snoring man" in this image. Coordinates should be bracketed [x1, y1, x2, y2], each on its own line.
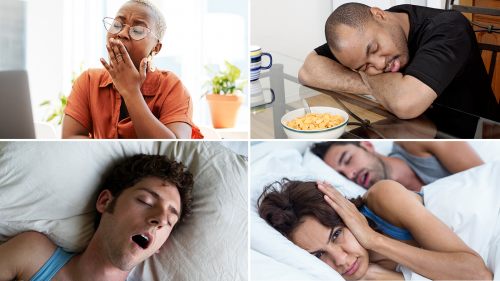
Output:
[0, 154, 193, 281]
[311, 141, 483, 191]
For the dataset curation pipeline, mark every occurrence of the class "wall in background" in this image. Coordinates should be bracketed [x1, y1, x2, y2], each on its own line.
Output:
[251, 0, 445, 62]
[0, 0, 26, 71]
[250, 0, 332, 61]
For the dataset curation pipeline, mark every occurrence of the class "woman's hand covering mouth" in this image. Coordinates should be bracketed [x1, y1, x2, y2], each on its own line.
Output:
[317, 180, 378, 249]
[100, 37, 148, 98]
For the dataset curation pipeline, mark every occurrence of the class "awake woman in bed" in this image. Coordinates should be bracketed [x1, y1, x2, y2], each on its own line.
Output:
[62, 0, 203, 139]
[258, 179, 492, 280]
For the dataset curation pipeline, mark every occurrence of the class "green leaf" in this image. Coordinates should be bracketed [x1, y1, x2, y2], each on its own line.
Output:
[204, 65, 217, 74]
[40, 101, 50, 106]
[46, 113, 57, 122]
[203, 61, 246, 95]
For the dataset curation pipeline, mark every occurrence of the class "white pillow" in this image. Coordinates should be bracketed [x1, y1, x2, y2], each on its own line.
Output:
[302, 149, 367, 199]
[0, 141, 247, 281]
[250, 149, 343, 280]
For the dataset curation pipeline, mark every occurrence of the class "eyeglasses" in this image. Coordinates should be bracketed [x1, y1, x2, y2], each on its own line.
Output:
[102, 17, 160, 42]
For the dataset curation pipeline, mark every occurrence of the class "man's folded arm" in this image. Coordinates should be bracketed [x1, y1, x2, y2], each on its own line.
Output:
[360, 72, 437, 119]
[298, 51, 372, 95]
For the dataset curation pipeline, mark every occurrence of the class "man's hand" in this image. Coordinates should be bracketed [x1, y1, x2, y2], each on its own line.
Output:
[100, 38, 148, 98]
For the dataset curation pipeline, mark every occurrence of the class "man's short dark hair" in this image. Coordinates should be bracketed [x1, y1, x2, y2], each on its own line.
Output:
[95, 154, 194, 230]
[310, 141, 361, 160]
[325, 2, 374, 52]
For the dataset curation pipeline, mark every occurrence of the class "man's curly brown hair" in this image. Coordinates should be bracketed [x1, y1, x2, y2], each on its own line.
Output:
[94, 154, 194, 231]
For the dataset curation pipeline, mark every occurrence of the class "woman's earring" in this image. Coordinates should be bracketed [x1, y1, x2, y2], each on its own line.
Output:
[148, 52, 156, 72]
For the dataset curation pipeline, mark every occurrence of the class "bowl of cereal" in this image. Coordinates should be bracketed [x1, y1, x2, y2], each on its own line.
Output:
[281, 107, 349, 139]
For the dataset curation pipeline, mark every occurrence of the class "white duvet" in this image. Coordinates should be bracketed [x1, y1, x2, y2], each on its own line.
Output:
[250, 146, 500, 280]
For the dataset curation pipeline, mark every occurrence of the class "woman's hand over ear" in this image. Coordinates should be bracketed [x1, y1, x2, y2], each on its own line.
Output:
[317, 180, 379, 249]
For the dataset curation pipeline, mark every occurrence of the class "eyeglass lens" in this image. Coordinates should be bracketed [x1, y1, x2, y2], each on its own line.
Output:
[104, 19, 149, 41]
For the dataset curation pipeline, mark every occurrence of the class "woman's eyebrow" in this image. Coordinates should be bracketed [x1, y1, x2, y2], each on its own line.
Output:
[327, 227, 335, 243]
[115, 15, 149, 27]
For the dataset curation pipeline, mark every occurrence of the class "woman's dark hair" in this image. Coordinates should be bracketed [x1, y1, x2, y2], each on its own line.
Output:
[257, 178, 379, 240]
[95, 154, 194, 231]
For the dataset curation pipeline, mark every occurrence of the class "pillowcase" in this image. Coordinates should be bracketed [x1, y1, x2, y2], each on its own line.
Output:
[250, 149, 343, 280]
[0, 141, 247, 281]
[301, 148, 367, 199]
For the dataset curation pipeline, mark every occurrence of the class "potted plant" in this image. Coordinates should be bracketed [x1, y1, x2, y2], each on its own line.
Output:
[202, 61, 247, 128]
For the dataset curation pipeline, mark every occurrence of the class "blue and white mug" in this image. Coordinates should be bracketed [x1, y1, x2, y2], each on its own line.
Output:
[250, 80, 275, 113]
[251, 45, 272, 81]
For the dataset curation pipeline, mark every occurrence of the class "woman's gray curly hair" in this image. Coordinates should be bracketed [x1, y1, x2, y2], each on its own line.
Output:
[124, 0, 167, 42]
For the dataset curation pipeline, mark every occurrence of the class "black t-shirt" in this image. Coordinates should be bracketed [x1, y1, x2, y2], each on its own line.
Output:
[315, 5, 500, 122]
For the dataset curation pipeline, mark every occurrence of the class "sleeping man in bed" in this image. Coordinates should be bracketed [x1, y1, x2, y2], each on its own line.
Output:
[0, 154, 193, 281]
[311, 141, 483, 192]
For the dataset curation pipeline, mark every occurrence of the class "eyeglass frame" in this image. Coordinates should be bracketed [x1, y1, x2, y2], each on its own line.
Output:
[102, 17, 160, 43]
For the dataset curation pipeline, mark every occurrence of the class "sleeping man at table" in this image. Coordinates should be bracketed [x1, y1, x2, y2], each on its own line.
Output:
[0, 154, 193, 281]
[298, 3, 500, 122]
[311, 141, 483, 192]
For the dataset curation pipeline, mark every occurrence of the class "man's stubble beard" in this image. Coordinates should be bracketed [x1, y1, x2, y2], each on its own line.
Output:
[384, 21, 410, 71]
[367, 152, 390, 188]
[100, 199, 144, 271]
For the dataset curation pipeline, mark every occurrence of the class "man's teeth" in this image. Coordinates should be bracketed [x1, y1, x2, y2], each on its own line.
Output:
[141, 234, 149, 241]
[362, 174, 367, 184]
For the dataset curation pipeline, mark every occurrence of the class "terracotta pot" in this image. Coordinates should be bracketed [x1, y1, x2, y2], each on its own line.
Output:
[206, 94, 246, 128]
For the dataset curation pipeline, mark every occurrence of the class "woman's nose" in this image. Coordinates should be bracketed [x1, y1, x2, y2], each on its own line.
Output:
[116, 25, 131, 41]
[333, 251, 348, 267]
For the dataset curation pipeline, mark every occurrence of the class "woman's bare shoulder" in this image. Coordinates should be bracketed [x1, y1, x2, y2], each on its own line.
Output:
[363, 180, 423, 229]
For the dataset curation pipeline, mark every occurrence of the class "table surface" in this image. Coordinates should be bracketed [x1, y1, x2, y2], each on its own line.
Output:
[250, 51, 500, 139]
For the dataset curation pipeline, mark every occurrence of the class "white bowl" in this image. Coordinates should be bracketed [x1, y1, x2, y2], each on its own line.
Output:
[281, 107, 349, 139]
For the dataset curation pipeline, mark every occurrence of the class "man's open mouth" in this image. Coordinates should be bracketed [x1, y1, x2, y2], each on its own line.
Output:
[132, 233, 152, 250]
[357, 171, 369, 187]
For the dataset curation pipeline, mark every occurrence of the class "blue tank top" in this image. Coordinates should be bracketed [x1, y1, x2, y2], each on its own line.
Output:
[30, 247, 131, 281]
[358, 190, 423, 240]
[29, 247, 76, 281]
[359, 205, 415, 240]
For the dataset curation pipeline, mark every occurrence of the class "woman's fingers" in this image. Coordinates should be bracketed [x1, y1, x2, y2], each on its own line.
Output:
[110, 39, 124, 66]
[106, 42, 118, 68]
[115, 40, 133, 67]
[100, 58, 112, 72]
[323, 194, 349, 218]
[317, 181, 349, 207]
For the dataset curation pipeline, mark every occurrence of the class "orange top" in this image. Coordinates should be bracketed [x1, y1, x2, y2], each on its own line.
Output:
[63, 67, 204, 139]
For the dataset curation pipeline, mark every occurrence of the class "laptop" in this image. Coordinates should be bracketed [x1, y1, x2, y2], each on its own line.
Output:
[0, 70, 36, 139]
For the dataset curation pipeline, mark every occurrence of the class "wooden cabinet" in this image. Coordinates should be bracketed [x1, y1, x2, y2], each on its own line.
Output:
[460, 0, 500, 102]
